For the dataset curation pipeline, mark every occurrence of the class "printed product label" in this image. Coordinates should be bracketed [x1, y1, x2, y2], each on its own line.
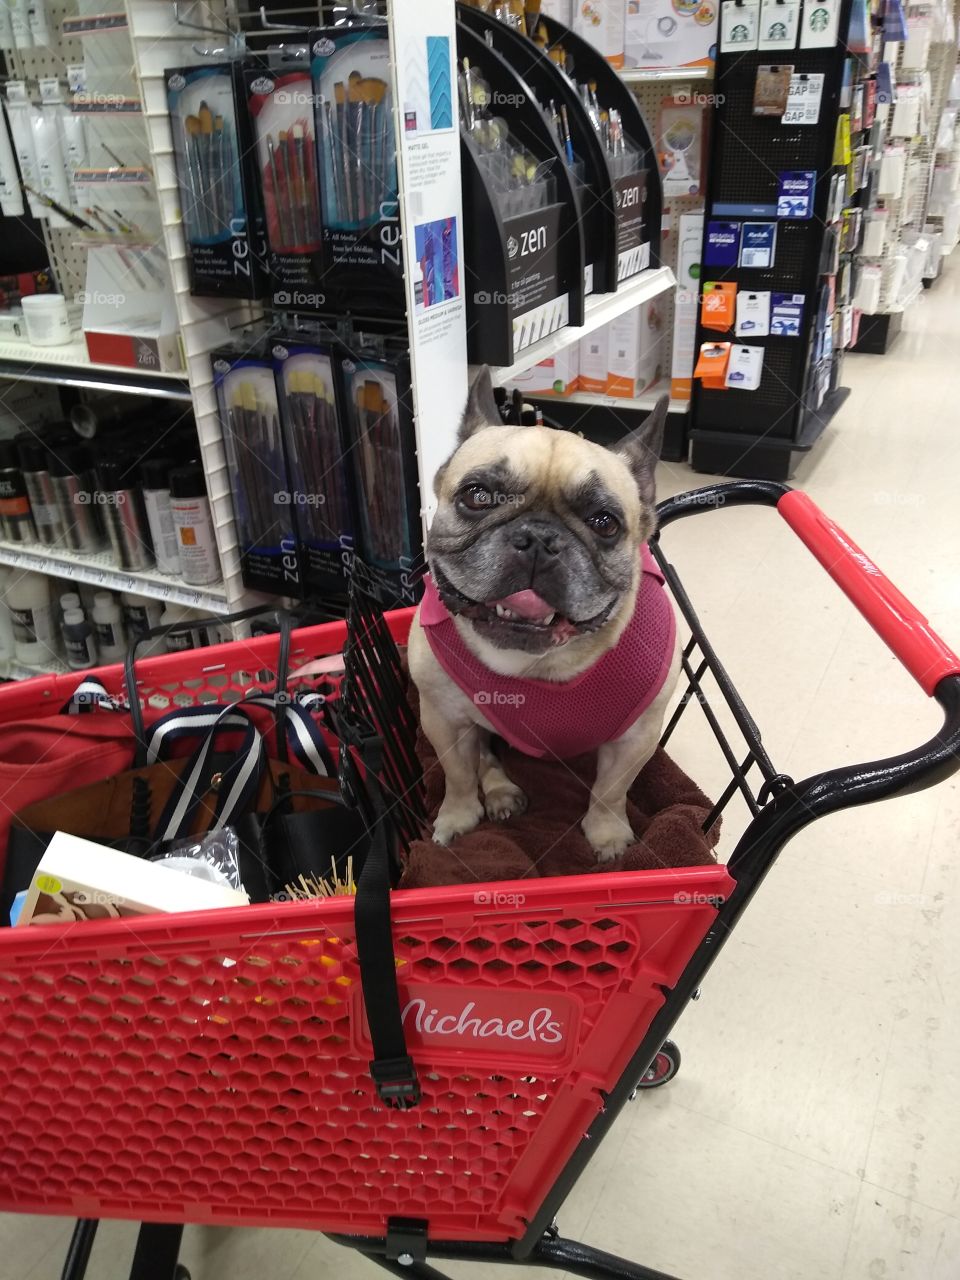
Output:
[11, 606, 36, 643]
[504, 204, 563, 315]
[615, 171, 647, 279]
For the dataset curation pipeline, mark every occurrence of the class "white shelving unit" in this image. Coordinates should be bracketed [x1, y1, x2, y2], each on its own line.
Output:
[0, 0, 265, 657]
[0, 540, 229, 612]
[488, 266, 676, 386]
[532, 379, 688, 414]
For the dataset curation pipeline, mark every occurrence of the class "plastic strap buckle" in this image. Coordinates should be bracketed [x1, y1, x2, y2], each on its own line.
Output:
[370, 1056, 421, 1108]
[385, 1218, 428, 1264]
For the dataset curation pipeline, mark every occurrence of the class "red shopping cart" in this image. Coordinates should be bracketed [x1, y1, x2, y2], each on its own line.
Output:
[1, 481, 958, 1280]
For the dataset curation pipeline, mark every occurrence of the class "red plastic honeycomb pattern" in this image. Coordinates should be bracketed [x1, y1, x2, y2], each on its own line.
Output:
[0, 614, 734, 1241]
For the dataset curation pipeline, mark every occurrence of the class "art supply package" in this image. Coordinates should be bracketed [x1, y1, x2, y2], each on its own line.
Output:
[166, 64, 266, 298]
[213, 349, 302, 598]
[337, 354, 422, 607]
[245, 55, 325, 310]
[273, 341, 355, 595]
[311, 26, 404, 317]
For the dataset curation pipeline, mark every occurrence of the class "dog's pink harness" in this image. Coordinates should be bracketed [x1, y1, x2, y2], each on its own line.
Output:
[419, 545, 676, 759]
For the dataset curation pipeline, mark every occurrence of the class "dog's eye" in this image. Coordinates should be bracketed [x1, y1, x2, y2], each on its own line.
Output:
[587, 511, 620, 538]
[459, 484, 494, 511]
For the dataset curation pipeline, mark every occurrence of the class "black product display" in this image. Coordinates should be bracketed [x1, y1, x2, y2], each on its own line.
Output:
[273, 341, 356, 598]
[689, 0, 861, 480]
[166, 62, 267, 298]
[213, 347, 303, 599]
[457, 22, 584, 366]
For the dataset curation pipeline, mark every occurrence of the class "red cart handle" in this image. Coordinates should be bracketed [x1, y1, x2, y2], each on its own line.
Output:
[778, 490, 960, 697]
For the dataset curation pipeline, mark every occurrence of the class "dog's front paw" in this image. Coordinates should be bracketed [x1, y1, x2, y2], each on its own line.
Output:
[582, 810, 634, 863]
[432, 796, 485, 845]
[484, 781, 528, 823]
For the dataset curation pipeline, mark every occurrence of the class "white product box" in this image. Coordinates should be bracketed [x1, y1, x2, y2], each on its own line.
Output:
[579, 325, 611, 394]
[626, 0, 718, 70]
[505, 348, 579, 396]
[607, 302, 662, 397]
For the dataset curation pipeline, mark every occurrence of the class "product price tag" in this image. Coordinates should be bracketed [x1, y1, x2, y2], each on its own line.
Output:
[782, 73, 825, 125]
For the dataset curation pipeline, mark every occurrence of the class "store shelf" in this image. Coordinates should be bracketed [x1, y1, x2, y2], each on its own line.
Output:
[0, 542, 228, 613]
[0, 338, 190, 400]
[620, 65, 713, 84]
[0, 654, 69, 681]
[489, 267, 677, 386]
[530, 381, 689, 414]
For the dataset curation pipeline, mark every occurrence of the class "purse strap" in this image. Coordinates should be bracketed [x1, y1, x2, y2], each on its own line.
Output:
[148, 693, 335, 844]
[124, 605, 295, 766]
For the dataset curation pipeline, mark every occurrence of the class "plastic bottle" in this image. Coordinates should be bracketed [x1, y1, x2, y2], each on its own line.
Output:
[121, 592, 163, 654]
[91, 591, 125, 662]
[141, 458, 181, 577]
[0, 439, 36, 543]
[159, 603, 213, 653]
[62, 606, 97, 670]
[8, 571, 55, 667]
[168, 465, 220, 586]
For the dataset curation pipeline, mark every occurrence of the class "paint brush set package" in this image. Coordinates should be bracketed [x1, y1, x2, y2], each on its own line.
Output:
[212, 349, 302, 598]
[273, 342, 356, 595]
[166, 64, 266, 298]
[337, 353, 423, 609]
[245, 54, 325, 310]
[310, 25, 405, 317]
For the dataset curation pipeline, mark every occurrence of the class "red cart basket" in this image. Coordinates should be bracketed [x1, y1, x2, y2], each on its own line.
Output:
[1, 481, 958, 1280]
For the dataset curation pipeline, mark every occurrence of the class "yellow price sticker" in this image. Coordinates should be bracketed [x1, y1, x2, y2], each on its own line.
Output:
[35, 874, 62, 894]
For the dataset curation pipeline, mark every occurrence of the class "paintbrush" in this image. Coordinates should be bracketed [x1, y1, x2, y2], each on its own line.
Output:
[266, 134, 287, 248]
[276, 130, 295, 248]
[356, 76, 387, 224]
[319, 97, 342, 226]
[212, 114, 226, 232]
[197, 101, 214, 235]
[334, 81, 351, 222]
[291, 122, 311, 243]
[183, 115, 207, 238]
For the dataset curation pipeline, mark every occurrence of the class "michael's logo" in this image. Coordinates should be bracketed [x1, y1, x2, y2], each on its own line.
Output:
[353, 982, 579, 1064]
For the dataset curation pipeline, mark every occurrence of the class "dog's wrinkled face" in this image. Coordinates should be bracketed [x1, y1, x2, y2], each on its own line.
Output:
[427, 369, 668, 656]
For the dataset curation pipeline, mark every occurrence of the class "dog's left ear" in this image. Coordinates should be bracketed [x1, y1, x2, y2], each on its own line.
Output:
[459, 365, 502, 443]
[613, 394, 668, 507]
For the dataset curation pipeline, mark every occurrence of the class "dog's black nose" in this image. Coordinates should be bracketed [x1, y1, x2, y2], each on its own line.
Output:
[510, 520, 561, 555]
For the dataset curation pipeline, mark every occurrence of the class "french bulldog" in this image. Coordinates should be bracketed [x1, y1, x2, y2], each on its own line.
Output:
[407, 367, 680, 861]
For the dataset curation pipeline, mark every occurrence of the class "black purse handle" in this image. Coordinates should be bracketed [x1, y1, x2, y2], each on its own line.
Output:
[125, 605, 294, 767]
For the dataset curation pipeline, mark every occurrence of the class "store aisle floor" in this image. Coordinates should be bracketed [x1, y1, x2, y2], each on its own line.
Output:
[5, 259, 960, 1280]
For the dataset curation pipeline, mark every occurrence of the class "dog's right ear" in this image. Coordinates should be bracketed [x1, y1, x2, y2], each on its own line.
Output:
[459, 365, 502, 443]
[434, 367, 503, 497]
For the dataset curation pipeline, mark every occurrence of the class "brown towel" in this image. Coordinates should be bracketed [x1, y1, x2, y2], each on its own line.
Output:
[399, 705, 720, 889]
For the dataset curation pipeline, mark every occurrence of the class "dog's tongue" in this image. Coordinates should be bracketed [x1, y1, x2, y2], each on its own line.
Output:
[494, 589, 554, 621]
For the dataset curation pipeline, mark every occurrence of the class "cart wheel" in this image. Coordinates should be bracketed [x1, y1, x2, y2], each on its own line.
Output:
[174, 1267, 191, 1280]
[635, 1040, 681, 1090]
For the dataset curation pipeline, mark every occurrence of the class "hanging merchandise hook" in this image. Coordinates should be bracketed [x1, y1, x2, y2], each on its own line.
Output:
[173, 0, 235, 36]
[257, 5, 315, 33]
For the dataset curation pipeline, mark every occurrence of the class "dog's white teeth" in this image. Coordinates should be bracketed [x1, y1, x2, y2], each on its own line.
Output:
[542, 611, 555, 626]
[495, 604, 516, 620]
